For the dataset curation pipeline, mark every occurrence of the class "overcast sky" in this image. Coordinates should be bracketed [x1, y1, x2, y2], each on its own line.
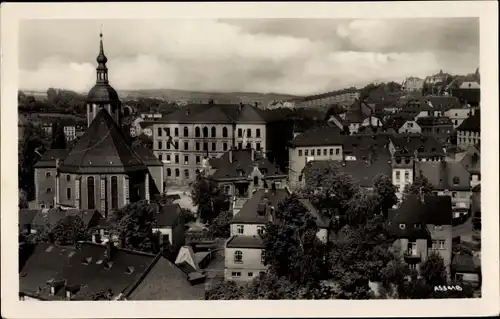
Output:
[19, 18, 479, 96]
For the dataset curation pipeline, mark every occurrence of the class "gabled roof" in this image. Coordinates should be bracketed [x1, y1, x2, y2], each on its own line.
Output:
[154, 204, 182, 228]
[231, 188, 290, 225]
[415, 161, 470, 191]
[209, 148, 285, 180]
[132, 146, 163, 167]
[459, 145, 481, 174]
[60, 109, 147, 174]
[33, 149, 70, 169]
[20, 242, 158, 300]
[30, 208, 101, 229]
[127, 256, 205, 300]
[425, 96, 461, 110]
[289, 126, 344, 147]
[457, 111, 480, 133]
[390, 134, 444, 157]
[416, 116, 453, 126]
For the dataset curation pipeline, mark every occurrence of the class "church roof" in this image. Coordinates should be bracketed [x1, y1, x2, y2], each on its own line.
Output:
[87, 84, 120, 104]
[59, 109, 147, 174]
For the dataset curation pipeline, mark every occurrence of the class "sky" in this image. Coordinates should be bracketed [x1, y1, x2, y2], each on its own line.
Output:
[19, 18, 479, 96]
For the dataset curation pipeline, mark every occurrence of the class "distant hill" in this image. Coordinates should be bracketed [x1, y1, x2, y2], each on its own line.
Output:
[117, 89, 301, 108]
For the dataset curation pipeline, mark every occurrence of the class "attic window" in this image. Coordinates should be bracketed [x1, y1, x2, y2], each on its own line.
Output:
[399, 223, 406, 230]
[96, 259, 103, 265]
[104, 261, 114, 269]
[453, 177, 460, 185]
[395, 157, 402, 164]
[125, 266, 135, 275]
[82, 257, 92, 265]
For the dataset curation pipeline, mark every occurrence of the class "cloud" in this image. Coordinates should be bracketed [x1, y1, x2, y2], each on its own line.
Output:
[19, 18, 479, 96]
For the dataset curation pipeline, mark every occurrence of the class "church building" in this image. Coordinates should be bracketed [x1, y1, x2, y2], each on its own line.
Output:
[33, 33, 163, 217]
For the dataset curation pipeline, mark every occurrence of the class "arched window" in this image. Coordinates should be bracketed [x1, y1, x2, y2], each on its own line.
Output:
[195, 127, 201, 138]
[87, 177, 95, 209]
[253, 176, 259, 186]
[203, 127, 208, 138]
[175, 169, 180, 177]
[111, 176, 118, 209]
[167, 168, 171, 177]
[183, 126, 189, 137]
[234, 250, 243, 263]
[184, 169, 189, 178]
[211, 127, 216, 138]
[222, 127, 228, 138]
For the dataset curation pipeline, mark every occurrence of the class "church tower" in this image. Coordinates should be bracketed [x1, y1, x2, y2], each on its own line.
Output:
[86, 31, 121, 127]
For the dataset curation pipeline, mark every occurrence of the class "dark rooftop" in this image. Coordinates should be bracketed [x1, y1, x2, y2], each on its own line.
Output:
[33, 149, 69, 169]
[226, 235, 265, 249]
[154, 203, 182, 228]
[60, 109, 148, 174]
[231, 188, 290, 225]
[416, 116, 453, 126]
[456, 111, 480, 133]
[289, 126, 345, 147]
[209, 148, 285, 180]
[415, 161, 470, 191]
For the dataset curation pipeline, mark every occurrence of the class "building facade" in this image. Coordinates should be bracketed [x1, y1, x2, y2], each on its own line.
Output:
[456, 112, 480, 150]
[151, 102, 267, 187]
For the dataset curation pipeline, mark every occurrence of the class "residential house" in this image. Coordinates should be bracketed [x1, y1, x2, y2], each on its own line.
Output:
[415, 161, 471, 215]
[383, 115, 421, 134]
[425, 96, 462, 118]
[150, 101, 267, 186]
[225, 188, 330, 282]
[389, 134, 446, 162]
[399, 98, 433, 119]
[26, 207, 102, 236]
[444, 105, 475, 128]
[458, 144, 481, 188]
[287, 126, 345, 189]
[19, 241, 204, 301]
[456, 111, 480, 150]
[387, 195, 453, 275]
[207, 148, 287, 215]
[33, 149, 70, 209]
[416, 116, 454, 145]
[151, 203, 185, 253]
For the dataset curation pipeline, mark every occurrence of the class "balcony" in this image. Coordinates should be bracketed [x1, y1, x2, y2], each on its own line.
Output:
[403, 250, 422, 262]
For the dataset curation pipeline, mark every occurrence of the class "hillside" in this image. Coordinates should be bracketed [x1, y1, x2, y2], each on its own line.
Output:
[117, 89, 301, 108]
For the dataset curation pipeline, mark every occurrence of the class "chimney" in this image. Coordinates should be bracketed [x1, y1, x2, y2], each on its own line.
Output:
[104, 241, 114, 260]
[251, 148, 255, 161]
[229, 148, 233, 163]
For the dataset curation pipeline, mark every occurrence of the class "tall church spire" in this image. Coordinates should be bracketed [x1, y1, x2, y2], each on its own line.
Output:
[96, 30, 109, 84]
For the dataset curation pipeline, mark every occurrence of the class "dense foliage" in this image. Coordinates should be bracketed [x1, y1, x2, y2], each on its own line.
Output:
[403, 176, 435, 199]
[191, 176, 229, 222]
[207, 210, 233, 238]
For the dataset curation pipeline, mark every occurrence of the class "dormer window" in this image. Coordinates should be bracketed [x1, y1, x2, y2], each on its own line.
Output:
[395, 157, 402, 164]
[404, 158, 410, 164]
[399, 223, 406, 230]
[125, 266, 135, 275]
[453, 177, 460, 185]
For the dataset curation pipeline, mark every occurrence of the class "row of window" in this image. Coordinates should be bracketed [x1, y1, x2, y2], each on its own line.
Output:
[166, 168, 191, 178]
[157, 126, 262, 138]
[459, 131, 479, 137]
[394, 171, 411, 181]
[234, 250, 265, 264]
[156, 140, 262, 152]
[235, 225, 265, 235]
[231, 271, 266, 278]
[458, 138, 479, 145]
[298, 148, 340, 157]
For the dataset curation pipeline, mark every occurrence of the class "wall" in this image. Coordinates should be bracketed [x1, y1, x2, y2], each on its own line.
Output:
[224, 247, 266, 282]
[230, 223, 265, 237]
[457, 130, 480, 150]
[445, 108, 475, 128]
[428, 224, 453, 275]
[394, 237, 429, 272]
[392, 167, 413, 199]
[77, 174, 127, 215]
[398, 121, 422, 134]
[152, 226, 184, 252]
[147, 166, 163, 194]
[361, 117, 383, 127]
[288, 145, 343, 189]
[234, 124, 267, 153]
[34, 168, 57, 208]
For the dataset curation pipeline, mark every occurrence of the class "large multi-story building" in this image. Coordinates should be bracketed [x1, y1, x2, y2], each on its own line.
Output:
[401, 76, 424, 92]
[296, 88, 360, 109]
[32, 33, 163, 215]
[416, 116, 454, 145]
[150, 102, 267, 186]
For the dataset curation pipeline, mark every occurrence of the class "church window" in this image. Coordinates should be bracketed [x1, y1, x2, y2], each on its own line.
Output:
[87, 177, 95, 209]
[111, 176, 118, 209]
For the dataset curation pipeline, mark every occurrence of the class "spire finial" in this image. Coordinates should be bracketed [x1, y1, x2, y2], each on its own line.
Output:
[100, 24, 103, 38]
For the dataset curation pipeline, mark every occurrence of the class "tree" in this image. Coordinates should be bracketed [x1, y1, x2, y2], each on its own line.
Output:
[403, 176, 434, 199]
[345, 189, 378, 226]
[420, 252, 447, 287]
[191, 176, 229, 222]
[300, 163, 360, 221]
[261, 194, 326, 285]
[205, 280, 245, 300]
[207, 210, 232, 238]
[111, 200, 158, 253]
[52, 215, 89, 246]
[373, 173, 398, 217]
[51, 121, 67, 149]
[19, 188, 28, 209]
